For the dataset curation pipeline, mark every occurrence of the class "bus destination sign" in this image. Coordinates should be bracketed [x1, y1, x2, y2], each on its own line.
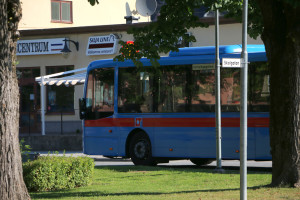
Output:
[192, 64, 215, 70]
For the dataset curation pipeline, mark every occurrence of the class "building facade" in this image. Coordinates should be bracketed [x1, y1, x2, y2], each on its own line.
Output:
[17, 0, 263, 135]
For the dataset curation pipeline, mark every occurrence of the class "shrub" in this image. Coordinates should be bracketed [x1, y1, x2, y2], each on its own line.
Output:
[23, 155, 94, 192]
[20, 138, 32, 162]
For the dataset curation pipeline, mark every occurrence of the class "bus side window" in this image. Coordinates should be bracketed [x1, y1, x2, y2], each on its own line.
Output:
[249, 62, 270, 112]
[118, 68, 153, 113]
[221, 68, 241, 112]
[219, 61, 270, 112]
[117, 63, 269, 114]
[157, 65, 215, 113]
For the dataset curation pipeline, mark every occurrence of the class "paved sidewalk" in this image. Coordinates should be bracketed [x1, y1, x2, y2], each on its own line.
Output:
[36, 151, 104, 160]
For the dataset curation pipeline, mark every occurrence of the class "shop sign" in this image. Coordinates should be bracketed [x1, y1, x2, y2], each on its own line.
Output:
[16, 38, 65, 56]
[86, 34, 119, 56]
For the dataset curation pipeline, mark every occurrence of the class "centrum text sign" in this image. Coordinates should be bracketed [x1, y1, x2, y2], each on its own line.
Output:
[222, 58, 241, 68]
[17, 38, 65, 56]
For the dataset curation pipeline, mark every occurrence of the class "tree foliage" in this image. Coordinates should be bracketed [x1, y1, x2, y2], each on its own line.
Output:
[115, 0, 208, 63]
[114, 0, 263, 62]
[88, 0, 265, 62]
[87, 0, 299, 56]
[87, 0, 99, 6]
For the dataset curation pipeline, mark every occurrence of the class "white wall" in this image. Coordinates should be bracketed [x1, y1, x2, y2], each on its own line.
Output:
[192, 24, 263, 46]
[19, 0, 149, 30]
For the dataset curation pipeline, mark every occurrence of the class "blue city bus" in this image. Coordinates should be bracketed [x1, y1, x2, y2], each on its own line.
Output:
[79, 44, 271, 166]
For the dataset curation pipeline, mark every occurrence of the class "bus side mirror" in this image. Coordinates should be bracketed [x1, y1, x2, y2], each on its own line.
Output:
[79, 98, 86, 120]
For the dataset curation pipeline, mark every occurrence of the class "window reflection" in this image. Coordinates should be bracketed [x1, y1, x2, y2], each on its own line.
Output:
[117, 62, 269, 113]
[86, 68, 114, 119]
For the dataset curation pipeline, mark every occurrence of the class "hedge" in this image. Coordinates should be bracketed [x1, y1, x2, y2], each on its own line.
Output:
[23, 156, 94, 192]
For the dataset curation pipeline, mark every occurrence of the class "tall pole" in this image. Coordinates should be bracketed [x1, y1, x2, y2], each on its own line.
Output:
[241, 0, 248, 199]
[215, 9, 223, 171]
[41, 76, 45, 135]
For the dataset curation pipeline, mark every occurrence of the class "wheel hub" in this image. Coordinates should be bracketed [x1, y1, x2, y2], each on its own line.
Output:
[134, 140, 148, 159]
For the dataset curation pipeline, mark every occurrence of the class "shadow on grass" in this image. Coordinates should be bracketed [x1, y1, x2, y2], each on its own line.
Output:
[160, 165, 272, 173]
[31, 185, 271, 199]
[30, 165, 271, 199]
[95, 165, 271, 174]
[30, 188, 232, 199]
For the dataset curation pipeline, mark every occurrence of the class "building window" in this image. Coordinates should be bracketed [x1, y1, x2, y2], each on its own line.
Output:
[46, 66, 74, 113]
[51, 0, 72, 23]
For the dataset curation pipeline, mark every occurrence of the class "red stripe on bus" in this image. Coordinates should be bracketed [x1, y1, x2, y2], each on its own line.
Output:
[85, 118, 134, 127]
[248, 117, 269, 127]
[85, 117, 269, 128]
[143, 118, 215, 127]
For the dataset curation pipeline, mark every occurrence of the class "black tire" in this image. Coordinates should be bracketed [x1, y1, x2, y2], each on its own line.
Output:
[190, 158, 214, 166]
[129, 132, 157, 166]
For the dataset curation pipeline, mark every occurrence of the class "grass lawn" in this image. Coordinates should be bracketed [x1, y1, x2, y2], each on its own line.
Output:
[30, 165, 300, 200]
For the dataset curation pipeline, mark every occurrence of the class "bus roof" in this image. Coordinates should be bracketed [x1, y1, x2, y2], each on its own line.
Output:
[169, 44, 265, 57]
[87, 44, 267, 71]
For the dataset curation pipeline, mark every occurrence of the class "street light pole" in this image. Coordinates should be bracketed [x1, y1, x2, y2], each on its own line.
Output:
[241, 0, 248, 199]
[215, 9, 223, 172]
[41, 76, 45, 136]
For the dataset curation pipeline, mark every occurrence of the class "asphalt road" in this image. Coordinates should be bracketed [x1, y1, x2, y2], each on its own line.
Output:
[93, 156, 272, 171]
[38, 151, 272, 171]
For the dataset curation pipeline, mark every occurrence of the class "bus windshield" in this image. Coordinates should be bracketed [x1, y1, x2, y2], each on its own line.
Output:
[85, 68, 114, 119]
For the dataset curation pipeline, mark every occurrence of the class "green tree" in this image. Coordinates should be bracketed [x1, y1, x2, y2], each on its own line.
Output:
[88, 0, 300, 187]
[0, 0, 31, 199]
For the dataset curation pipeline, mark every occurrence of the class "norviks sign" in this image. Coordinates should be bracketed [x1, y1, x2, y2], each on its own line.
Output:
[16, 38, 65, 56]
[86, 34, 119, 56]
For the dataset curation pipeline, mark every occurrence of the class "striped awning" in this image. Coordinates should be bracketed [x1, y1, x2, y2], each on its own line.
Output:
[35, 67, 87, 86]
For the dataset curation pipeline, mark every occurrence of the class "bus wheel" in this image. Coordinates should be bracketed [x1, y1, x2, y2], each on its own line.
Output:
[190, 158, 213, 166]
[129, 132, 157, 166]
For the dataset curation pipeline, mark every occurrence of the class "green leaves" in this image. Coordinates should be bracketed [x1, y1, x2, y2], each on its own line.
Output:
[114, 0, 271, 65]
[23, 156, 94, 191]
[281, 0, 300, 7]
[87, 0, 99, 6]
[116, 0, 208, 64]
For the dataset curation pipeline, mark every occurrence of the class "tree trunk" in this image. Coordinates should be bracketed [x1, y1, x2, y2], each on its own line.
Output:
[0, 0, 31, 199]
[257, 0, 300, 187]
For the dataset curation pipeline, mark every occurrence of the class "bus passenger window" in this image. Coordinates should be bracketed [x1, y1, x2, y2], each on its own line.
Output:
[249, 62, 270, 112]
[157, 65, 215, 113]
[117, 63, 269, 114]
[118, 68, 154, 113]
[220, 68, 241, 112]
